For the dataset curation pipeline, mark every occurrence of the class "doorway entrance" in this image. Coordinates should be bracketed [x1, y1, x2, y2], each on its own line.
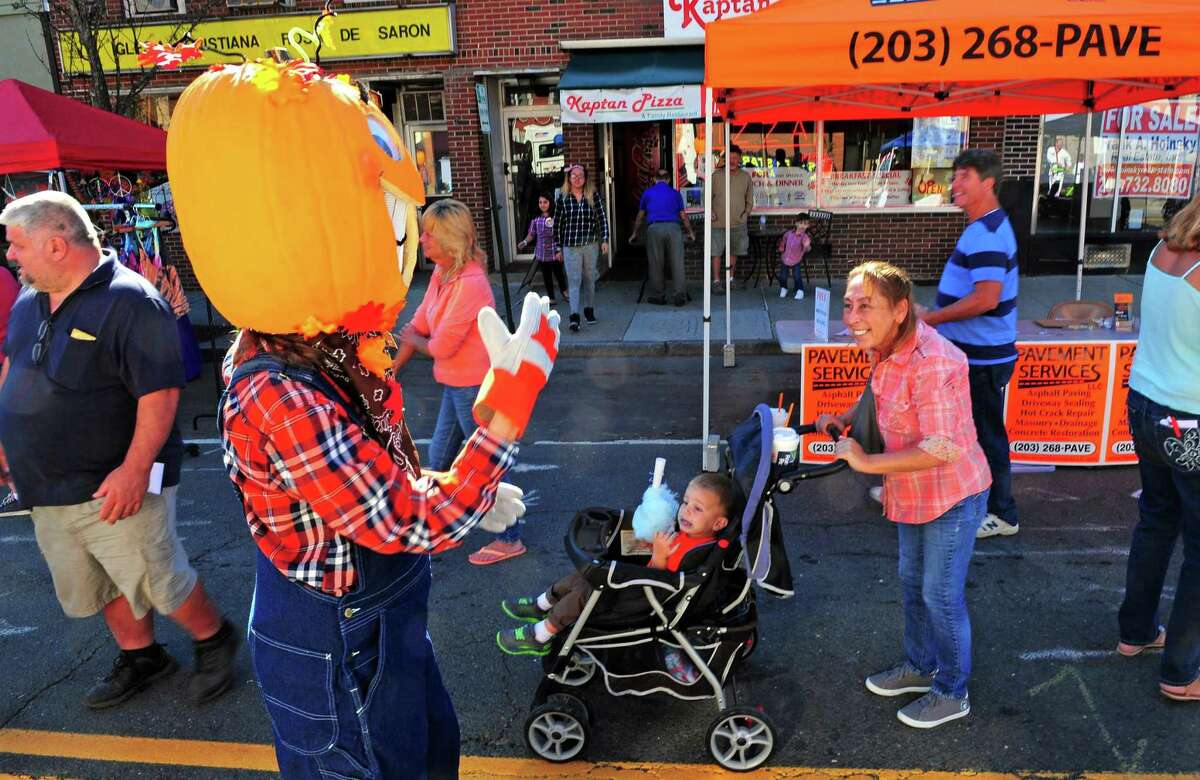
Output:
[606, 120, 669, 279]
[500, 80, 562, 264]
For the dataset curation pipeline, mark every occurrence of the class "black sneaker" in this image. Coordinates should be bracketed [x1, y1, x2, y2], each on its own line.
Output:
[568, 313, 580, 332]
[583, 308, 598, 324]
[0, 491, 28, 517]
[84, 645, 179, 710]
[189, 619, 239, 705]
[673, 295, 688, 307]
[646, 296, 667, 305]
[501, 596, 547, 623]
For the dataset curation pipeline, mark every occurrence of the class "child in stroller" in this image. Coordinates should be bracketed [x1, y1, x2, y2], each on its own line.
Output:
[496, 473, 735, 656]
[507, 404, 844, 770]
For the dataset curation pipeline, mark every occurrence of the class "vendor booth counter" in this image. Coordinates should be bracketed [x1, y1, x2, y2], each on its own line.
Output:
[776, 320, 1138, 468]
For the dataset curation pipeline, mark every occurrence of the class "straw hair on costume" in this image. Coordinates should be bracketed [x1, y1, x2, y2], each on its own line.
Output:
[422, 198, 485, 279]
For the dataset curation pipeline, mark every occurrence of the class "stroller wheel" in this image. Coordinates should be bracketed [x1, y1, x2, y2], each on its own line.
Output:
[706, 705, 776, 772]
[544, 649, 598, 687]
[525, 695, 590, 763]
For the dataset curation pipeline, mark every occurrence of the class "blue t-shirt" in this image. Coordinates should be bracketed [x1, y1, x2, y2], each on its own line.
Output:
[638, 182, 685, 224]
[0, 254, 186, 507]
[934, 209, 1019, 365]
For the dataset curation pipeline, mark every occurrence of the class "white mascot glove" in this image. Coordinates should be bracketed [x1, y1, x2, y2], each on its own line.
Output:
[473, 292, 561, 438]
[478, 482, 526, 533]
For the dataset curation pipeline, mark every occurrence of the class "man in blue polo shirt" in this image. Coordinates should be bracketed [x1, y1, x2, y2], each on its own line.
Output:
[923, 149, 1020, 539]
[0, 191, 238, 709]
[632, 168, 695, 306]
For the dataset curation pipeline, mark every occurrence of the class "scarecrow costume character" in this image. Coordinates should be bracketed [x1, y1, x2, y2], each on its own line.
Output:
[164, 49, 559, 779]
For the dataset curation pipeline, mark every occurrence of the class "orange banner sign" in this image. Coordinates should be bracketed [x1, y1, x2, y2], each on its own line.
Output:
[1004, 342, 1113, 465]
[799, 344, 870, 464]
[1104, 342, 1139, 464]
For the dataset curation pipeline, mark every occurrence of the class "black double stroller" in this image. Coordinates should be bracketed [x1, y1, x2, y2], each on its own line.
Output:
[522, 404, 845, 771]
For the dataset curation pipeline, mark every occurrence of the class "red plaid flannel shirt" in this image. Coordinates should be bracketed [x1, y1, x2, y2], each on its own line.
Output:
[873, 321, 991, 524]
[221, 365, 516, 595]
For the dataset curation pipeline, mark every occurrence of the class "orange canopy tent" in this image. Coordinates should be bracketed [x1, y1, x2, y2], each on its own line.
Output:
[691, 0, 1200, 447]
[705, 0, 1200, 121]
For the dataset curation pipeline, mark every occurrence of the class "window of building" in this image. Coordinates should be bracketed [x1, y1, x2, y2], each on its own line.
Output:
[125, 0, 185, 17]
[409, 129, 452, 196]
[674, 116, 967, 212]
[134, 93, 181, 131]
[401, 91, 445, 124]
[1035, 96, 1200, 236]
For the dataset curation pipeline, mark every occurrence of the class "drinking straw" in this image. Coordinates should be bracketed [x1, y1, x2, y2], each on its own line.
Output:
[777, 392, 784, 411]
[784, 402, 795, 426]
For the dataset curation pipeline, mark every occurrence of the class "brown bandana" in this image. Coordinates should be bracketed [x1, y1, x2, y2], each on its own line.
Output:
[310, 330, 422, 478]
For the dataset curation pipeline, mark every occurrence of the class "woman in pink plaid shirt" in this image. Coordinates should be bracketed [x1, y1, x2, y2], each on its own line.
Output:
[816, 260, 990, 730]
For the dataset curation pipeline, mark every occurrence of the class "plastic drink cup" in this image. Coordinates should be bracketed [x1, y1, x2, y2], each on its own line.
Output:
[772, 427, 801, 466]
[770, 407, 789, 428]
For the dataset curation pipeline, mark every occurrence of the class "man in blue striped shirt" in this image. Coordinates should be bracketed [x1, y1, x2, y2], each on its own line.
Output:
[922, 149, 1020, 539]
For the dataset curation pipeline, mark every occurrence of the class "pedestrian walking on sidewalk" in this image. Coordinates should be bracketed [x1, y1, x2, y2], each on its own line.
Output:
[632, 168, 694, 307]
[554, 164, 609, 332]
[1117, 193, 1200, 702]
[921, 149, 1020, 540]
[518, 193, 567, 305]
[819, 261, 990, 729]
[393, 200, 526, 565]
[0, 192, 238, 710]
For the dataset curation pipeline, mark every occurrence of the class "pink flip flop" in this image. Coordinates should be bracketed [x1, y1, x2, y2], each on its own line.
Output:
[468, 541, 526, 566]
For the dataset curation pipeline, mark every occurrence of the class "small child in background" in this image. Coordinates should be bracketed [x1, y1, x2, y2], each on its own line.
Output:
[495, 473, 735, 656]
[517, 194, 568, 305]
[777, 215, 812, 300]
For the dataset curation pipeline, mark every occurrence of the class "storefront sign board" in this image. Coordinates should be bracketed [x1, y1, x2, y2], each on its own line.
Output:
[912, 117, 967, 169]
[748, 165, 815, 210]
[1094, 99, 1200, 200]
[664, 0, 780, 39]
[822, 170, 912, 209]
[798, 344, 870, 464]
[1105, 342, 1138, 464]
[59, 6, 454, 73]
[560, 85, 701, 124]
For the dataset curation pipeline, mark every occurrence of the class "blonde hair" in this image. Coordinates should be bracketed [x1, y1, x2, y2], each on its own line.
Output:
[1160, 193, 1200, 252]
[560, 164, 597, 201]
[846, 260, 917, 346]
[421, 199, 485, 278]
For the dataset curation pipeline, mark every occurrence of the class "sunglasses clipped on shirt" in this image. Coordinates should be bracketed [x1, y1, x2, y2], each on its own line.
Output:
[32, 319, 51, 366]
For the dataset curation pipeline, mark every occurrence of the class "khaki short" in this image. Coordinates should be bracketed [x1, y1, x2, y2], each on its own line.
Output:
[709, 224, 750, 257]
[31, 486, 197, 620]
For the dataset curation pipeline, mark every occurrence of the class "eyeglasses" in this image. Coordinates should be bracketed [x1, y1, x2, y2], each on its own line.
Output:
[32, 320, 51, 366]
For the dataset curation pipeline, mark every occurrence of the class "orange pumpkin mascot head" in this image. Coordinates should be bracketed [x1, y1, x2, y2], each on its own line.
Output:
[166, 57, 425, 373]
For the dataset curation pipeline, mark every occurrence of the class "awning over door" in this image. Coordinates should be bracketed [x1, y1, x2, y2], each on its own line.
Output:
[558, 45, 704, 123]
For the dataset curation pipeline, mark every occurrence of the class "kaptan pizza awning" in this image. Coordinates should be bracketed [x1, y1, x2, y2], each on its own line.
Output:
[558, 42, 704, 123]
[705, 0, 1200, 121]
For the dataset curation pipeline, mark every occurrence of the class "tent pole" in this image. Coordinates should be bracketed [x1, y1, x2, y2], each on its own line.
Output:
[724, 123, 733, 367]
[1109, 107, 1128, 233]
[702, 87, 714, 470]
[1076, 107, 1093, 301]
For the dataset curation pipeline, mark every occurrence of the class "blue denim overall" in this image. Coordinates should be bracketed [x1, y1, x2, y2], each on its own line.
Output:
[225, 356, 460, 779]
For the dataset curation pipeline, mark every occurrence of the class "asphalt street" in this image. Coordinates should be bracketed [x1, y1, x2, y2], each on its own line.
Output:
[0, 354, 1196, 778]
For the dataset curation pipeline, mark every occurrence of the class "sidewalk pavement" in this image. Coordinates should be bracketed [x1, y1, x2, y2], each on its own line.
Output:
[185, 270, 1145, 359]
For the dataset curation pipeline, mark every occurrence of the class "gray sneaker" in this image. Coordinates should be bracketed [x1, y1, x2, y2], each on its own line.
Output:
[897, 691, 970, 729]
[865, 662, 935, 697]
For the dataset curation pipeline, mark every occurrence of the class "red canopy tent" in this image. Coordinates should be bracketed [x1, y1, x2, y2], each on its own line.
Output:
[0, 79, 166, 174]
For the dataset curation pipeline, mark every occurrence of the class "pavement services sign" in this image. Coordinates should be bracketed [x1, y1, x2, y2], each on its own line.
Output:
[799, 344, 870, 464]
[1105, 342, 1138, 464]
[60, 6, 454, 73]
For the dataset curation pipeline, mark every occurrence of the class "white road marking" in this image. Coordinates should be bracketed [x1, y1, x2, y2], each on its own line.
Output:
[1020, 649, 1114, 662]
[510, 463, 559, 473]
[0, 619, 36, 637]
[975, 547, 1128, 557]
[530, 438, 704, 446]
[1025, 526, 1129, 532]
[0, 535, 34, 543]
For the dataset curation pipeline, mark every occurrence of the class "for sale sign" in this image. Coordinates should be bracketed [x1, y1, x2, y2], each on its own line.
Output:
[1094, 98, 1200, 200]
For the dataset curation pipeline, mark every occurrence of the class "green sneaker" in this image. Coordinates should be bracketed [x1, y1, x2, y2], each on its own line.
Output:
[501, 596, 547, 623]
[496, 625, 550, 656]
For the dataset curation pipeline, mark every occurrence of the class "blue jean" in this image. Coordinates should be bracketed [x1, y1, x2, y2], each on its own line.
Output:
[968, 361, 1017, 525]
[248, 547, 460, 779]
[427, 385, 520, 544]
[1119, 389, 1200, 686]
[897, 490, 988, 699]
[777, 263, 804, 292]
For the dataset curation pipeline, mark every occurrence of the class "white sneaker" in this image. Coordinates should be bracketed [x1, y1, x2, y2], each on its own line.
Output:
[779, 287, 789, 298]
[794, 289, 805, 300]
[868, 486, 884, 505]
[976, 513, 1019, 538]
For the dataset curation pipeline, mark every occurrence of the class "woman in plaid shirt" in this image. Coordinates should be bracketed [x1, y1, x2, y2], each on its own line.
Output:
[553, 164, 609, 332]
[817, 261, 990, 730]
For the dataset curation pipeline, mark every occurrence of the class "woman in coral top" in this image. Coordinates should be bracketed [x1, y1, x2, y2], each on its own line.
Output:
[816, 260, 990, 730]
[395, 200, 525, 564]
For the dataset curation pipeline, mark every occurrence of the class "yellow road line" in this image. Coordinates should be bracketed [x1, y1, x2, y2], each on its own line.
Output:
[0, 729, 1194, 779]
